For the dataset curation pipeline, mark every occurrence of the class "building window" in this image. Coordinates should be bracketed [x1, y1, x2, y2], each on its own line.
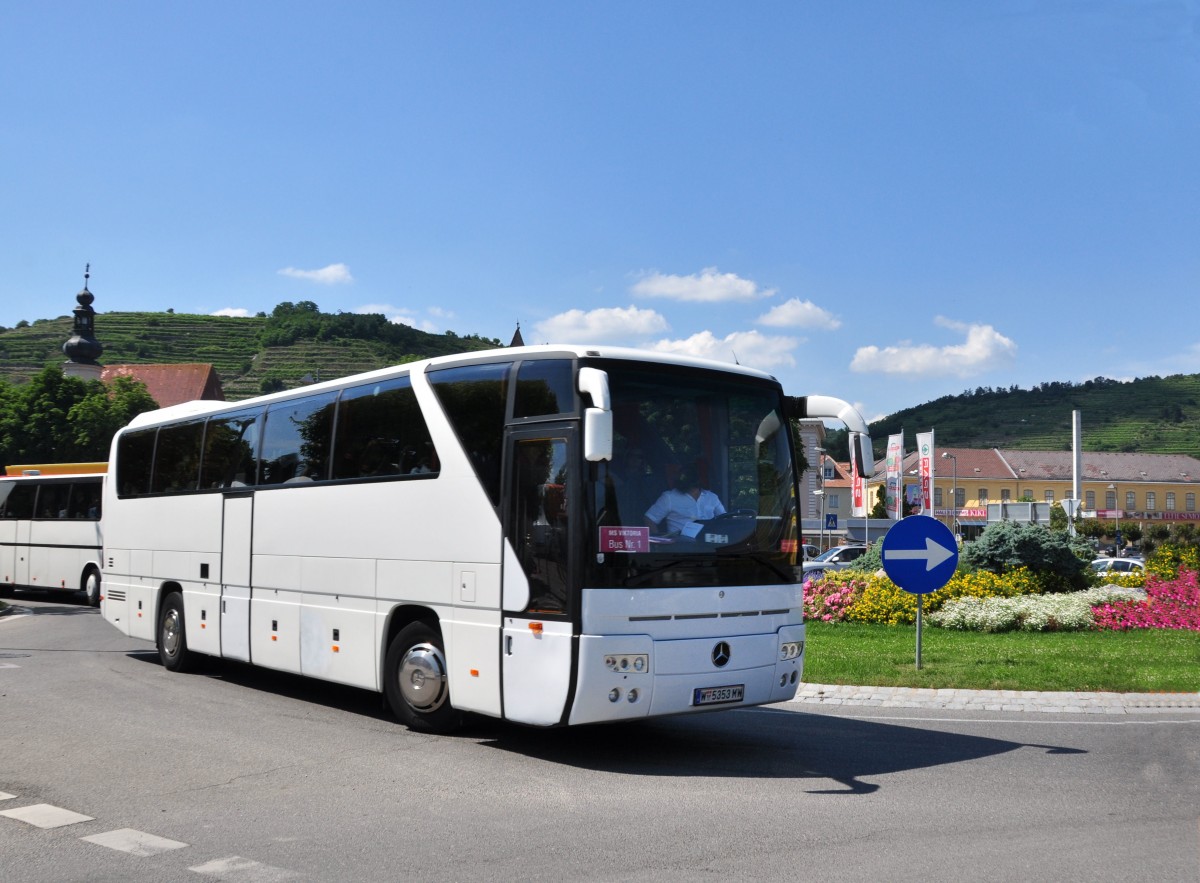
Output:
[1146, 492, 1157, 510]
[978, 488, 988, 504]
[1105, 489, 1116, 509]
[934, 487, 943, 507]
[1000, 489, 1011, 501]
[1187, 493, 1196, 512]
[1125, 491, 1135, 511]
[823, 464, 835, 480]
[827, 493, 840, 509]
[1085, 490, 1095, 509]
[1044, 490, 1055, 503]
[1166, 492, 1176, 511]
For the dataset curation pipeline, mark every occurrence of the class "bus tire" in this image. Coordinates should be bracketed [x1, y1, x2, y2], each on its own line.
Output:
[81, 568, 101, 607]
[384, 620, 461, 734]
[158, 593, 196, 673]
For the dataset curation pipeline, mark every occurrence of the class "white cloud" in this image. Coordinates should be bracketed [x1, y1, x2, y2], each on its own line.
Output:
[651, 330, 799, 370]
[756, 298, 842, 330]
[850, 317, 1017, 377]
[535, 305, 669, 342]
[211, 307, 251, 318]
[631, 267, 775, 302]
[277, 262, 354, 284]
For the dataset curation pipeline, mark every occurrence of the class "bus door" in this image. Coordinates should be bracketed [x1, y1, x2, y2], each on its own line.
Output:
[220, 491, 254, 662]
[501, 427, 577, 726]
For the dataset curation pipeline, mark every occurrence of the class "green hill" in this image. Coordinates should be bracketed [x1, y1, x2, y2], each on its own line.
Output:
[859, 375, 1200, 460]
[0, 305, 501, 400]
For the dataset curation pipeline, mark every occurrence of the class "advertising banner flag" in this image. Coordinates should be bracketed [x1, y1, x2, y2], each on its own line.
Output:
[916, 431, 935, 515]
[885, 432, 905, 520]
[849, 435, 866, 517]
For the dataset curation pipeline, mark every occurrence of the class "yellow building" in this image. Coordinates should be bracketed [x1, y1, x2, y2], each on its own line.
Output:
[887, 447, 1200, 536]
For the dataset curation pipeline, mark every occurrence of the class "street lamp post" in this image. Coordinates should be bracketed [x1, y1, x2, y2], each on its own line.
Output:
[814, 489, 826, 552]
[1107, 482, 1122, 555]
[814, 446, 826, 551]
[942, 451, 958, 538]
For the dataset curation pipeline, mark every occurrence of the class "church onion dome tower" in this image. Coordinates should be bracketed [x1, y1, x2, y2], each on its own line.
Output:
[62, 264, 104, 380]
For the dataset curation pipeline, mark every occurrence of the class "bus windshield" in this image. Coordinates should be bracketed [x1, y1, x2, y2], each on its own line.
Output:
[585, 362, 796, 589]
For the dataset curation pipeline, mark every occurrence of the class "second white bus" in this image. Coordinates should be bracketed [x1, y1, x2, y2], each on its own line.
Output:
[0, 473, 105, 606]
[100, 345, 873, 731]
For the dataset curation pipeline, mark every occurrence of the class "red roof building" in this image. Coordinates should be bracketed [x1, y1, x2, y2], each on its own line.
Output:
[101, 363, 224, 408]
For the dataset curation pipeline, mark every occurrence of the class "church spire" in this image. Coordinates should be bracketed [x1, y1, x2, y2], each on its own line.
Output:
[63, 264, 104, 380]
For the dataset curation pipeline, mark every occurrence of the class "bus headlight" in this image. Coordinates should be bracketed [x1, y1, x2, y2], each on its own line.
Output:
[604, 654, 649, 673]
[780, 641, 804, 661]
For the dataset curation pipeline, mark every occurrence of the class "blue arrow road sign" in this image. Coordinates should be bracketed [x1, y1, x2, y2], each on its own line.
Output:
[881, 515, 958, 595]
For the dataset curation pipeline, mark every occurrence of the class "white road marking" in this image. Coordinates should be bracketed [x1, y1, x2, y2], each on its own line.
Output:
[0, 803, 94, 828]
[81, 827, 189, 856]
[189, 856, 300, 881]
[0, 792, 16, 801]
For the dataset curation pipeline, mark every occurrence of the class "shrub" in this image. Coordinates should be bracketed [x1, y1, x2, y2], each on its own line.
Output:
[960, 520, 1091, 592]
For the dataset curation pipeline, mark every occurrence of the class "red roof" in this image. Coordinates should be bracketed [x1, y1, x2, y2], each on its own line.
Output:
[101, 363, 224, 408]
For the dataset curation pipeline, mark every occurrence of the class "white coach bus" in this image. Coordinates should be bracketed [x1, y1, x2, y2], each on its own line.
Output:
[0, 473, 105, 606]
[100, 345, 873, 732]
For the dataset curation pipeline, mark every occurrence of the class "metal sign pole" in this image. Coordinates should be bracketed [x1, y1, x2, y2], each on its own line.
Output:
[916, 594, 923, 670]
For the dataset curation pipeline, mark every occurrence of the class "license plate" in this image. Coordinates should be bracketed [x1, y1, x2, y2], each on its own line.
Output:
[693, 684, 744, 706]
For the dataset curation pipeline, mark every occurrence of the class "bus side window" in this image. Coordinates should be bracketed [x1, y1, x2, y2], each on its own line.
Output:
[37, 483, 70, 518]
[117, 428, 157, 498]
[200, 409, 262, 488]
[151, 421, 205, 494]
[259, 393, 338, 486]
[332, 377, 438, 481]
[428, 362, 512, 508]
[4, 484, 37, 519]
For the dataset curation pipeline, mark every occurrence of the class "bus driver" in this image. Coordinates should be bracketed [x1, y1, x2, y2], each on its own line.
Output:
[644, 466, 725, 536]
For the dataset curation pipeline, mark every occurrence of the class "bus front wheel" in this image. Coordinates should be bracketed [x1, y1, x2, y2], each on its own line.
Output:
[384, 621, 461, 734]
[158, 593, 197, 673]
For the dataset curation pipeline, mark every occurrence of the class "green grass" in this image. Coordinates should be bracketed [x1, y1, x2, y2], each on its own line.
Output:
[804, 621, 1200, 693]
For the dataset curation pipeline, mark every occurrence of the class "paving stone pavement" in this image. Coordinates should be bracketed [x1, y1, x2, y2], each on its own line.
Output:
[789, 683, 1200, 714]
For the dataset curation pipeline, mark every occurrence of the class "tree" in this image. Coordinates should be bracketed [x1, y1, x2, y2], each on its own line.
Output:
[0, 368, 157, 466]
[67, 376, 158, 459]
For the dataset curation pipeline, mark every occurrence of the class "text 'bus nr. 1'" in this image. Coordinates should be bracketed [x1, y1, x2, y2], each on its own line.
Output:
[98, 345, 873, 732]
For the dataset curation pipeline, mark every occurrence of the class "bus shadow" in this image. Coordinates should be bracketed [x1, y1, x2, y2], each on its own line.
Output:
[480, 707, 1086, 794]
[9, 597, 99, 616]
[128, 654, 394, 722]
[123, 654, 1086, 794]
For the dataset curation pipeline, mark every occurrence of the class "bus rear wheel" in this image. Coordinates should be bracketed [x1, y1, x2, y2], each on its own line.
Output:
[81, 568, 101, 607]
[384, 621, 461, 734]
[158, 593, 197, 673]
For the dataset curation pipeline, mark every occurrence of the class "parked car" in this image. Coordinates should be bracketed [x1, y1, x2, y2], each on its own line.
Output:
[801, 544, 868, 580]
[801, 543, 821, 560]
[1091, 557, 1145, 579]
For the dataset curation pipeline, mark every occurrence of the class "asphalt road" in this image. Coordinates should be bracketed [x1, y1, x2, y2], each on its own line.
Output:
[2, 595, 1198, 882]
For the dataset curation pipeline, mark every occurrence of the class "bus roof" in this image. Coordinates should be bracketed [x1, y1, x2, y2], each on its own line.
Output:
[2, 462, 108, 476]
[121, 345, 781, 432]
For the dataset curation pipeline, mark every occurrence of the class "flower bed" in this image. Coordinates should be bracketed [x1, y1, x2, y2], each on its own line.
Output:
[929, 586, 1144, 632]
[1092, 569, 1200, 632]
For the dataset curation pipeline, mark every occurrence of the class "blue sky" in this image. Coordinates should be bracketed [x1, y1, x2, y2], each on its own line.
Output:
[3, 1, 1198, 422]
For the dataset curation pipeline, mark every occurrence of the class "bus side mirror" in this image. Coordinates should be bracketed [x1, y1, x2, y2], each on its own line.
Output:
[584, 409, 613, 462]
[579, 367, 613, 462]
[850, 431, 875, 479]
